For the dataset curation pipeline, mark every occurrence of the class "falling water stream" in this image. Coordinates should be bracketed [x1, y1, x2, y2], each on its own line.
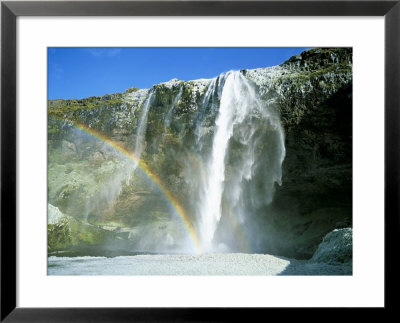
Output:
[134, 90, 154, 164]
[81, 90, 155, 222]
[196, 71, 285, 251]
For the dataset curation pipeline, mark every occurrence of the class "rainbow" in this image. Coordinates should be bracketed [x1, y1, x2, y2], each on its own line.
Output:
[73, 122, 203, 253]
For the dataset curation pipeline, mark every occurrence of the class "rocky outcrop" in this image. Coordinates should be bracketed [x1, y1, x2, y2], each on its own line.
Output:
[47, 202, 192, 256]
[48, 48, 352, 259]
[47, 204, 118, 254]
[310, 227, 352, 264]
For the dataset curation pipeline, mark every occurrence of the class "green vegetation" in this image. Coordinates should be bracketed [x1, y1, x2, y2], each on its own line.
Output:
[125, 87, 139, 93]
[48, 93, 125, 119]
[48, 216, 117, 253]
[275, 60, 352, 130]
[48, 219, 71, 251]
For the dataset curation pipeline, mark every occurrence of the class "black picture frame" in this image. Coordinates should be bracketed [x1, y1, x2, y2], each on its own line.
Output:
[1, 0, 399, 321]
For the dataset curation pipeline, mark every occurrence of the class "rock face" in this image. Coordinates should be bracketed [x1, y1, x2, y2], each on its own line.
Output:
[48, 48, 352, 259]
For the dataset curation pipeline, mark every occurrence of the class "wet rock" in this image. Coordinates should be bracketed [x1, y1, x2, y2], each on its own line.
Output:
[310, 228, 352, 264]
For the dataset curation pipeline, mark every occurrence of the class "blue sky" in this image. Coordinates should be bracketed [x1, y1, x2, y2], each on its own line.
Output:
[48, 47, 309, 100]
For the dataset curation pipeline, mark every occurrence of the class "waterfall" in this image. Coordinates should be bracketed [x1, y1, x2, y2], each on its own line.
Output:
[134, 90, 154, 164]
[81, 90, 156, 222]
[197, 71, 285, 251]
[164, 86, 183, 130]
[194, 78, 217, 144]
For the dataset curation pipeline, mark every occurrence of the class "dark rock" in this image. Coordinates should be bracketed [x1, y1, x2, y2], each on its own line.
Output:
[310, 228, 352, 264]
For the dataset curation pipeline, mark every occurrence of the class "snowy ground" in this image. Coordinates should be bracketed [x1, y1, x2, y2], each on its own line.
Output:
[48, 253, 351, 276]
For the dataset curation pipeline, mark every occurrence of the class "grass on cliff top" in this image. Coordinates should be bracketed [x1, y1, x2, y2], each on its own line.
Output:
[281, 48, 352, 68]
[48, 92, 126, 118]
[277, 62, 352, 84]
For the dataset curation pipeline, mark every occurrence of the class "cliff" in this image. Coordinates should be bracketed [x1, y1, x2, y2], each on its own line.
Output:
[48, 48, 352, 259]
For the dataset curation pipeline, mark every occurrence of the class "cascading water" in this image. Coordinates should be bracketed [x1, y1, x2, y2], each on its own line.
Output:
[81, 90, 155, 222]
[164, 86, 183, 130]
[196, 71, 285, 251]
[134, 90, 154, 164]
